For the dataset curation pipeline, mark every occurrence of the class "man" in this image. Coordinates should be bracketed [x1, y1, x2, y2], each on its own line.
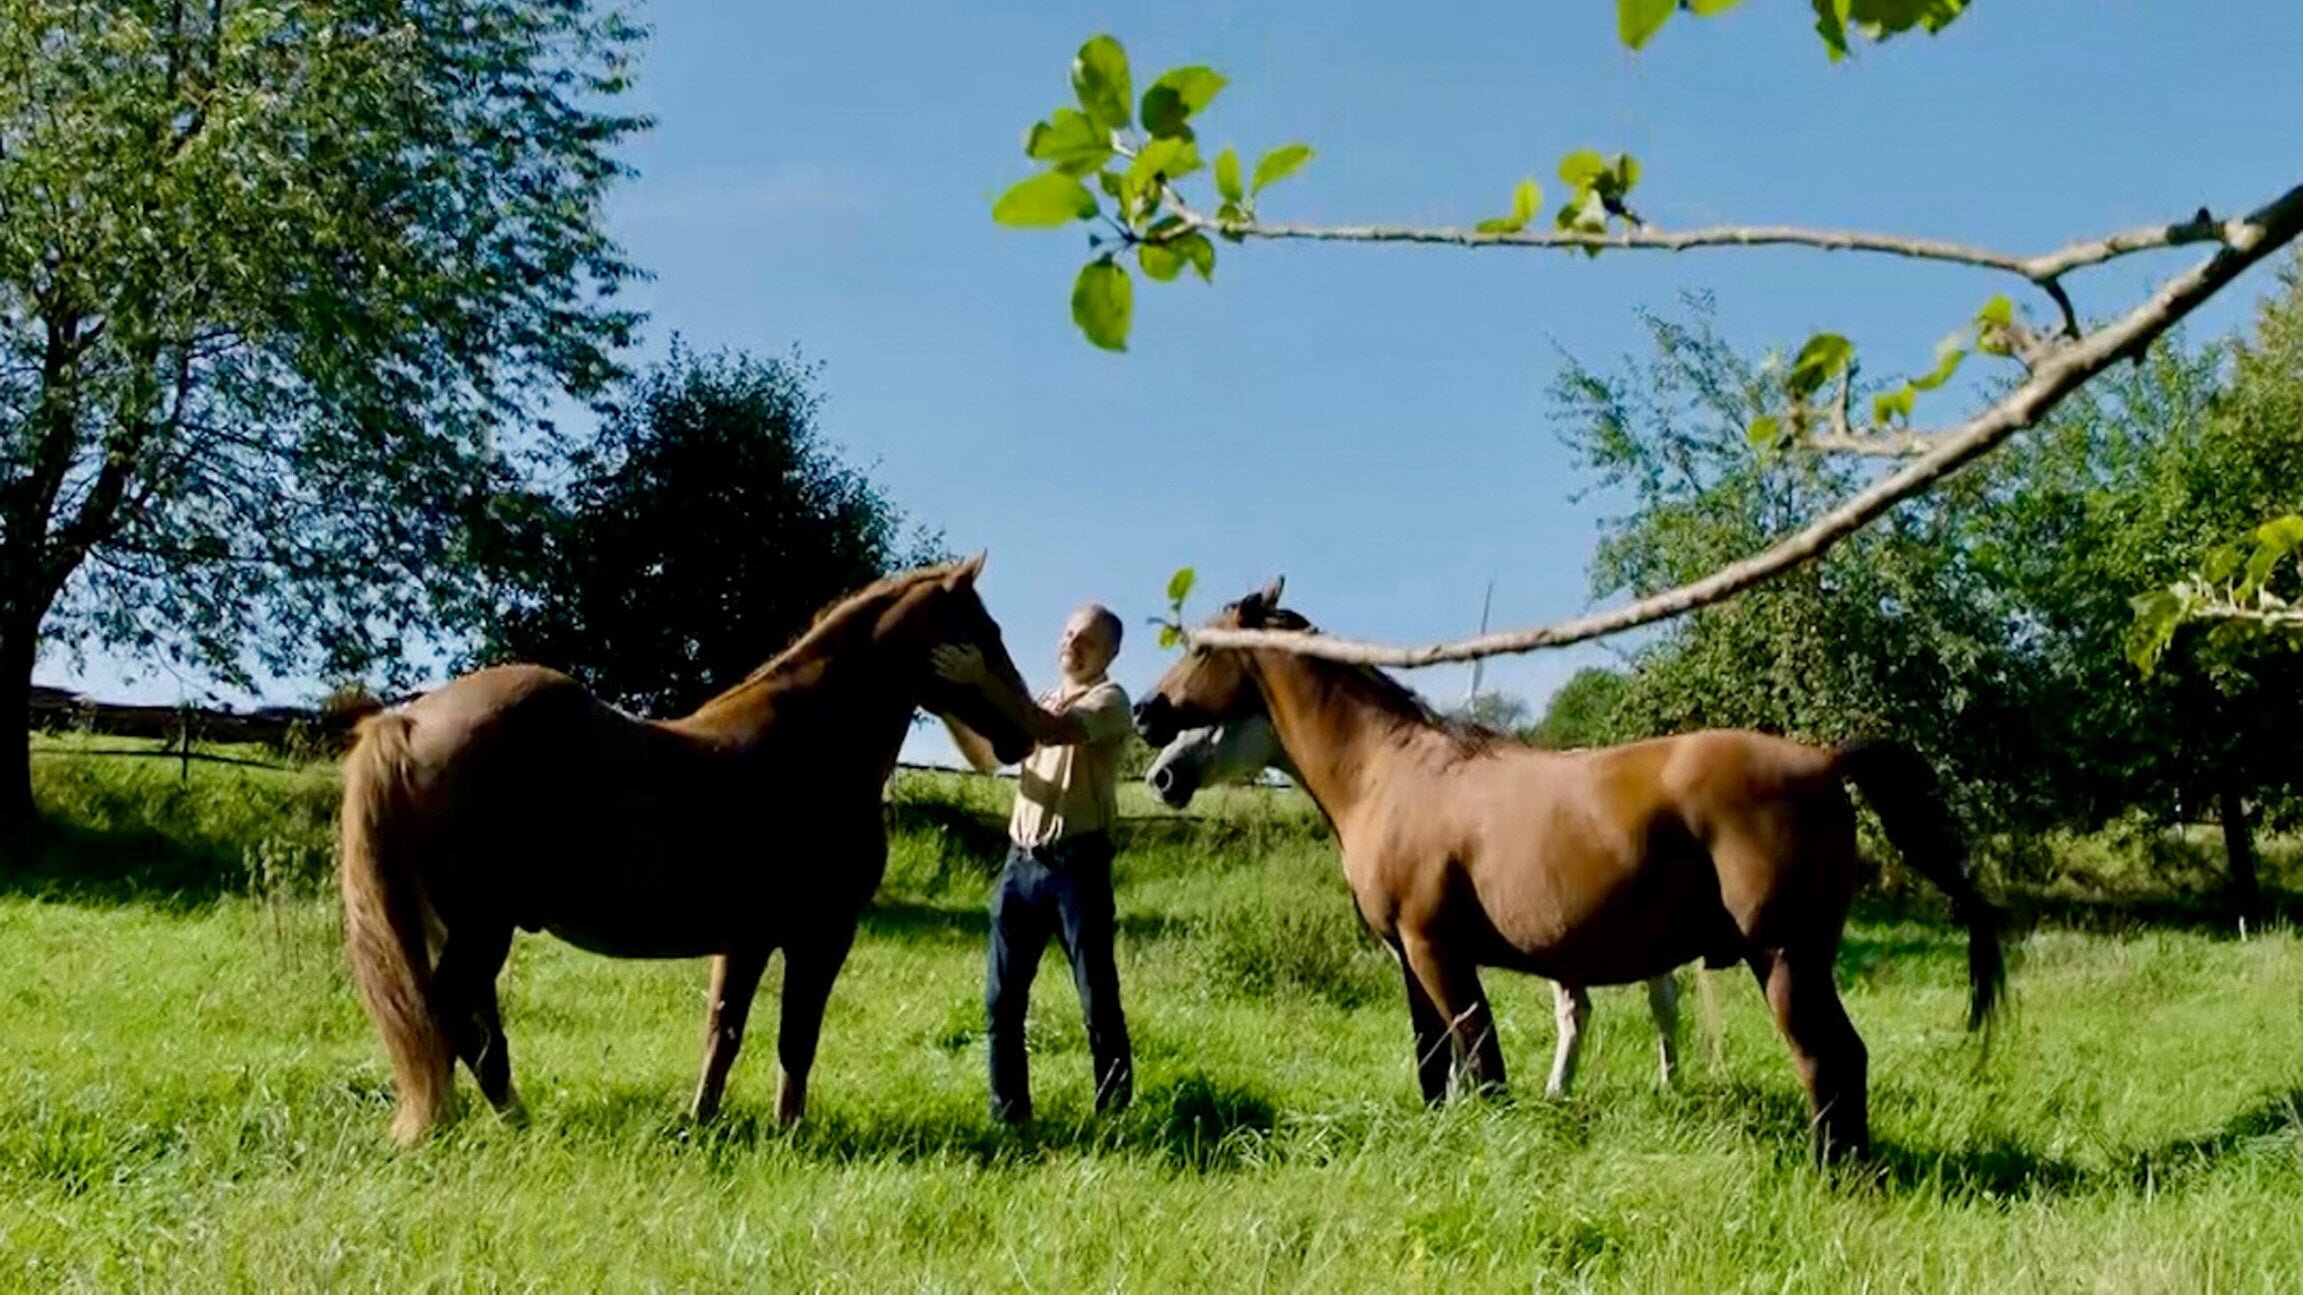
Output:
[932, 604, 1134, 1124]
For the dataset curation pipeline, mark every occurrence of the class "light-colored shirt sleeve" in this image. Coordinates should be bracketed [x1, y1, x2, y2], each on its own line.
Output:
[1067, 682, 1133, 747]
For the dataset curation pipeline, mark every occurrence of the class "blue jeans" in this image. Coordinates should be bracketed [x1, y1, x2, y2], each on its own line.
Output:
[985, 832, 1131, 1122]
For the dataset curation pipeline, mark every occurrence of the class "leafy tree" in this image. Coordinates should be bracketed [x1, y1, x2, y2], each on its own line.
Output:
[466, 346, 944, 717]
[1985, 267, 2303, 912]
[1553, 297, 2034, 825]
[1527, 668, 1632, 749]
[1452, 690, 1533, 735]
[0, 0, 645, 827]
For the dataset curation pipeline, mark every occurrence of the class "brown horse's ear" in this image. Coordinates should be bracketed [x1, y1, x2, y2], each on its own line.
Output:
[947, 551, 987, 587]
[1239, 575, 1285, 622]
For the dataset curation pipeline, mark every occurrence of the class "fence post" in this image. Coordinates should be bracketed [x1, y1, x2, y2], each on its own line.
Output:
[177, 705, 192, 784]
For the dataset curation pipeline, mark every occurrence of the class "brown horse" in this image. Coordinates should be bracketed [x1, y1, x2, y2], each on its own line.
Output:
[338, 556, 1036, 1145]
[1132, 579, 2005, 1163]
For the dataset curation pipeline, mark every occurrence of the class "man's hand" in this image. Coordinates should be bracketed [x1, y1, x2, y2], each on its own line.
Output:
[932, 644, 988, 685]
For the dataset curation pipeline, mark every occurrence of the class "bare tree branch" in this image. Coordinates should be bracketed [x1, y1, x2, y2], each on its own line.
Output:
[1184, 182, 2303, 668]
[1167, 199, 2270, 337]
[2185, 605, 2303, 630]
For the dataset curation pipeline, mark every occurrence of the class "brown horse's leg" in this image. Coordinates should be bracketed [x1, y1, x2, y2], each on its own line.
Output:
[690, 946, 771, 1124]
[433, 922, 520, 1119]
[1647, 974, 1682, 1088]
[1751, 949, 1869, 1164]
[774, 926, 858, 1127]
[1401, 935, 1507, 1098]
[1544, 983, 1592, 1098]
[1395, 949, 1454, 1105]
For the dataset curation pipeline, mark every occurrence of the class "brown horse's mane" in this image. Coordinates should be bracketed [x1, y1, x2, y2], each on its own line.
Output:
[688, 562, 962, 713]
[1251, 605, 1507, 757]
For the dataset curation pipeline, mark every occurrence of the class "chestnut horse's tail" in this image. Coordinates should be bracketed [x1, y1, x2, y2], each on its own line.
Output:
[1833, 739, 2006, 1035]
[338, 712, 451, 1144]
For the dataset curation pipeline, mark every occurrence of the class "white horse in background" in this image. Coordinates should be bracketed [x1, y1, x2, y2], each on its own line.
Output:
[1147, 714, 1686, 1098]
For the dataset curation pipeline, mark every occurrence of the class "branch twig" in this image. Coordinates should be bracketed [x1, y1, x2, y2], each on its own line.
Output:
[1183, 182, 2303, 668]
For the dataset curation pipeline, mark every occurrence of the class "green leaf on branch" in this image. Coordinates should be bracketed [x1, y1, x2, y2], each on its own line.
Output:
[993, 172, 1099, 227]
[1158, 623, 1182, 650]
[1558, 150, 1609, 190]
[1133, 135, 1204, 184]
[1215, 148, 1244, 204]
[1872, 385, 1916, 426]
[1618, 0, 1677, 48]
[1141, 66, 1226, 139]
[1910, 331, 1968, 391]
[1252, 143, 1314, 195]
[1167, 566, 1197, 606]
[2127, 588, 2184, 676]
[2202, 543, 2246, 584]
[1072, 257, 1133, 351]
[1025, 108, 1113, 176]
[2244, 514, 2303, 589]
[1138, 241, 1185, 282]
[1687, 0, 1748, 13]
[1071, 35, 1134, 133]
[1787, 333, 1855, 397]
[1176, 231, 1217, 281]
[1812, 0, 1852, 60]
[1747, 414, 1783, 450]
[1476, 178, 1543, 235]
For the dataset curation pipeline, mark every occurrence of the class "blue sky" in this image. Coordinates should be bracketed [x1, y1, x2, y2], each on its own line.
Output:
[45, 1, 2303, 767]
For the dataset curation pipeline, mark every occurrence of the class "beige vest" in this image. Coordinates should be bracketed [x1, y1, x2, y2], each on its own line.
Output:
[1008, 678, 1131, 847]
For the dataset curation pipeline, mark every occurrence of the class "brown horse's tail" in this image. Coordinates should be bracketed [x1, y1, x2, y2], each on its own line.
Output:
[1833, 739, 2006, 1035]
[338, 712, 450, 1145]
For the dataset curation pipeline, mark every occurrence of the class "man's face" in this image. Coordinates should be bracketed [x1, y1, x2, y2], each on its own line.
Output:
[1057, 607, 1117, 683]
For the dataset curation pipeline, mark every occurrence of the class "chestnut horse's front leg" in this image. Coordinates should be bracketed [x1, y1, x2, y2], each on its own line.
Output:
[773, 923, 859, 1126]
[691, 945, 771, 1123]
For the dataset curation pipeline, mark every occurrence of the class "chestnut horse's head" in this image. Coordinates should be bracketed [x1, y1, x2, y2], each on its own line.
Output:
[898, 553, 1037, 765]
[1131, 576, 1291, 749]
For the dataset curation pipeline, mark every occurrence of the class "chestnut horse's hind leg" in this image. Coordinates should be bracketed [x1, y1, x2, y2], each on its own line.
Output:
[773, 925, 859, 1127]
[1750, 949, 1869, 1164]
[1395, 949, 1454, 1105]
[1401, 935, 1507, 1098]
[1544, 983, 1592, 1098]
[432, 921, 521, 1120]
[690, 946, 772, 1124]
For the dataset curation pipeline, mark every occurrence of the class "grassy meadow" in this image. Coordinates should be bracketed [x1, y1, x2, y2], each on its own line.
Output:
[4, 737, 2303, 1290]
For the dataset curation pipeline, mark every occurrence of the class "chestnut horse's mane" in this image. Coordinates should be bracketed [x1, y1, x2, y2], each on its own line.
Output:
[1248, 604, 1506, 757]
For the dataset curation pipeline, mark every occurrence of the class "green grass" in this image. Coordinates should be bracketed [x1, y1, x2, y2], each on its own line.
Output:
[4, 749, 2303, 1290]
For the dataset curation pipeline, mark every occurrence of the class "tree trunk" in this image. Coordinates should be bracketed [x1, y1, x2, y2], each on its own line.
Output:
[0, 619, 37, 837]
[2217, 777, 2261, 923]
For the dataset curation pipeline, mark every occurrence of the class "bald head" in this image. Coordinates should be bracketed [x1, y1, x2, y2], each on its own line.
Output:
[1059, 603, 1121, 684]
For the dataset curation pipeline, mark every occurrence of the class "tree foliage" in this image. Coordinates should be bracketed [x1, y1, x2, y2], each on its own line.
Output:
[1565, 282, 2303, 899]
[465, 346, 943, 717]
[1553, 296, 2031, 823]
[0, 0, 646, 820]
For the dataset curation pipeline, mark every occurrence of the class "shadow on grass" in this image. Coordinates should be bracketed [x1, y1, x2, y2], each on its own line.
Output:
[550, 1071, 1283, 1173]
[0, 819, 247, 909]
[2126, 1087, 2303, 1190]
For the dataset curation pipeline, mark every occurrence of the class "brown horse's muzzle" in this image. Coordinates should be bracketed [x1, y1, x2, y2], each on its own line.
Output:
[1133, 694, 1183, 747]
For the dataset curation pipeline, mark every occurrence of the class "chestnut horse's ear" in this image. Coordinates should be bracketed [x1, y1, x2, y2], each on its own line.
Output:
[947, 551, 987, 587]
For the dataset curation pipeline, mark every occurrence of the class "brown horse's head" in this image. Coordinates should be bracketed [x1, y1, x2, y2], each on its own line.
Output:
[897, 553, 1037, 765]
[1132, 575, 1290, 747]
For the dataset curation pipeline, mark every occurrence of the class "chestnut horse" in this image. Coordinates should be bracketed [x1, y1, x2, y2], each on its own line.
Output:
[338, 556, 1036, 1144]
[1133, 579, 2005, 1162]
[1145, 712, 1686, 1098]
